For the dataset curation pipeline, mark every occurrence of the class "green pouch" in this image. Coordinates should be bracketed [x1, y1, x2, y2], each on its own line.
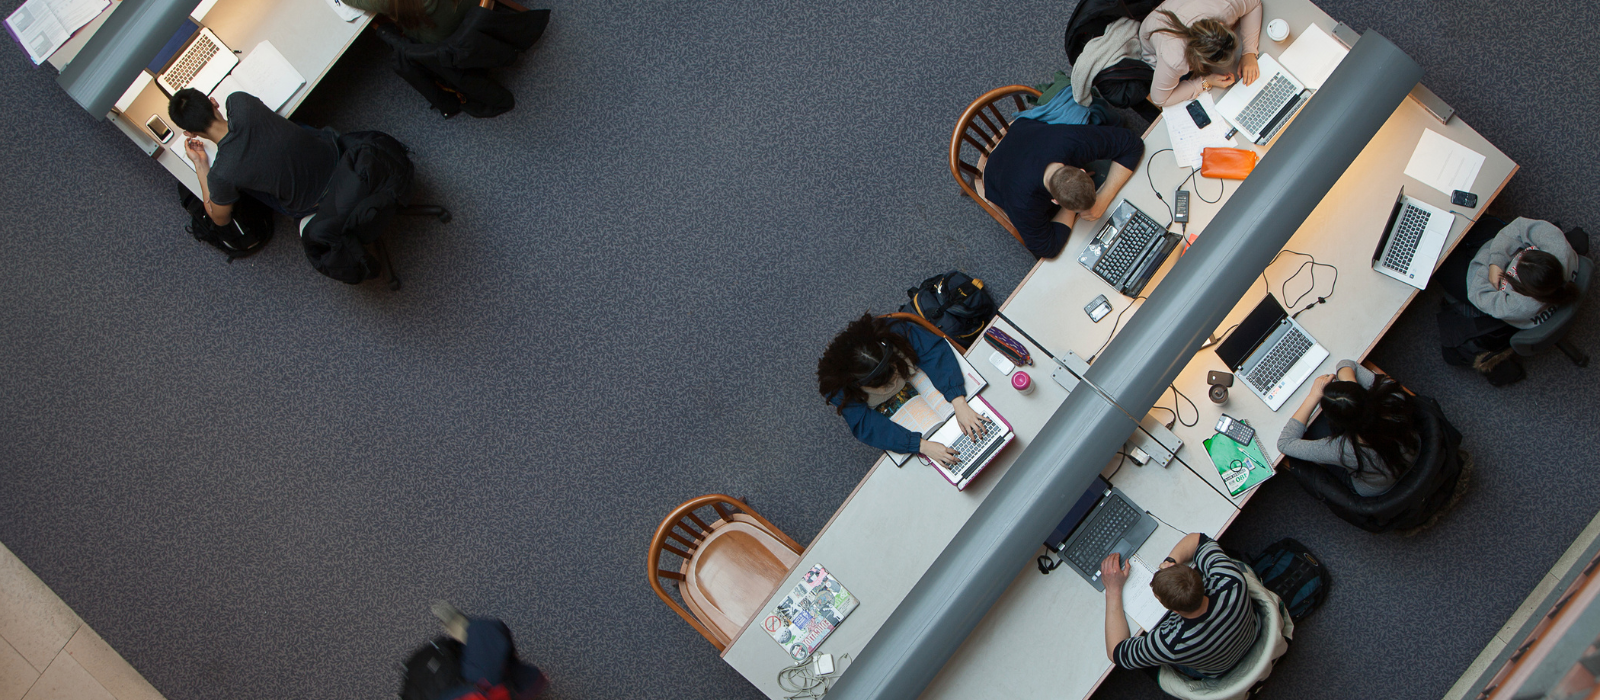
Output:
[1204, 431, 1275, 496]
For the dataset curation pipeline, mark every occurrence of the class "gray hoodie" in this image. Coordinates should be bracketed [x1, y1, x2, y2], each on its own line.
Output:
[1467, 217, 1579, 329]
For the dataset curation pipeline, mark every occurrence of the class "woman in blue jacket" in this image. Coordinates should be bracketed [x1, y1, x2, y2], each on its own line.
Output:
[816, 313, 986, 466]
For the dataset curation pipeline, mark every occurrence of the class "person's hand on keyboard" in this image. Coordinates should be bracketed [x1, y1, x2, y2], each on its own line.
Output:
[951, 398, 987, 441]
[1100, 553, 1130, 592]
[1239, 53, 1260, 86]
[920, 439, 960, 468]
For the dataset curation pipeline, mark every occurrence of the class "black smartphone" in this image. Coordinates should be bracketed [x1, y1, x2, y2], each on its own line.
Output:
[1206, 370, 1234, 387]
[1084, 295, 1112, 322]
[1451, 190, 1478, 208]
[1186, 101, 1212, 129]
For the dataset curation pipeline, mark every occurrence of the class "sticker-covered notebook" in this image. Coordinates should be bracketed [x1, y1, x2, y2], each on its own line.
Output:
[761, 565, 859, 660]
[1204, 431, 1274, 496]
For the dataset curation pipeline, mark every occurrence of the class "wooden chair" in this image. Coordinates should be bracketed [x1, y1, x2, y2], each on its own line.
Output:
[949, 85, 1043, 249]
[881, 312, 968, 354]
[648, 495, 804, 651]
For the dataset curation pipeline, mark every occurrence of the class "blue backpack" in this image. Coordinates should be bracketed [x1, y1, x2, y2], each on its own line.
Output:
[1250, 538, 1329, 622]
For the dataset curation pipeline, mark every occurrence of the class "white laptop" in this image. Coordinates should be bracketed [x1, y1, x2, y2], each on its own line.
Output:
[915, 395, 1014, 491]
[1213, 294, 1330, 411]
[1214, 52, 1310, 146]
[150, 19, 237, 96]
[1372, 190, 1454, 289]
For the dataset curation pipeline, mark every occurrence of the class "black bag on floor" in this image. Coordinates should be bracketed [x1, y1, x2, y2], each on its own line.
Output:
[180, 186, 274, 262]
[899, 271, 997, 349]
[1063, 0, 1160, 63]
[1250, 538, 1329, 622]
[399, 637, 464, 700]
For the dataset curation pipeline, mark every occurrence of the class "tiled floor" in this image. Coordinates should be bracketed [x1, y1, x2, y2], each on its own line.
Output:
[0, 543, 164, 700]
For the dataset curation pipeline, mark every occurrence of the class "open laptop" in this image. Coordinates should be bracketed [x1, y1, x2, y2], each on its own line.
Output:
[150, 19, 237, 96]
[915, 395, 1014, 491]
[1214, 294, 1330, 411]
[1044, 476, 1158, 592]
[1214, 52, 1310, 146]
[1077, 200, 1181, 298]
[1372, 189, 1454, 289]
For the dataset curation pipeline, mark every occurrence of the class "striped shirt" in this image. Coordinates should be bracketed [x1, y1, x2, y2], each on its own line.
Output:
[1113, 537, 1259, 676]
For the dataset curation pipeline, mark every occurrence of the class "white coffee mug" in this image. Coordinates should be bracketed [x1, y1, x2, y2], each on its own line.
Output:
[1266, 18, 1290, 42]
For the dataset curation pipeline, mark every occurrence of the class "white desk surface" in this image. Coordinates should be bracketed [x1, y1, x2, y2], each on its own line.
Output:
[723, 0, 1517, 697]
[73, 0, 372, 195]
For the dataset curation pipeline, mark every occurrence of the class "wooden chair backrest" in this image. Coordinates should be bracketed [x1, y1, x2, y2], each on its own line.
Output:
[647, 495, 803, 650]
[881, 312, 968, 354]
[949, 85, 1042, 248]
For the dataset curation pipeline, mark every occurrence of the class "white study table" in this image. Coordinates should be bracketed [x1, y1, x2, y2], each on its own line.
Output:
[51, 0, 373, 196]
[722, 0, 1516, 696]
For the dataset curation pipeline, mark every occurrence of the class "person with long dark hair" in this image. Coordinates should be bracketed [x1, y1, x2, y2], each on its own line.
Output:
[1138, 0, 1263, 107]
[345, 0, 471, 44]
[1277, 360, 1418, 496]
[817, 313, 985, 467]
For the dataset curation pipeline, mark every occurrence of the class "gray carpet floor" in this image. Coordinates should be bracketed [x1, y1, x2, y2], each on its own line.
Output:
[0, 0, 1594, 699]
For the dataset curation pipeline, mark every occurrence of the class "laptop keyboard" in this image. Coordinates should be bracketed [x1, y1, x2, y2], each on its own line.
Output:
[1381, 204, 1431, 273]
[1092, 208, 1164, 285]
[1246, 326, 1313, 392]
[167, 37, 219, 89]
[1064, 496, 1142, 575]
[945, 417, 1003, 482]
[1236, 74, 1296, 134]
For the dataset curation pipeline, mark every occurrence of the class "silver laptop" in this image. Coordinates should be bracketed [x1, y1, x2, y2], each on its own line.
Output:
[152, 20, 237, 96]
[1214, 294, 1330, 411]
[1372, 190, 1454, 289]
[1214, 53, 1310, 146]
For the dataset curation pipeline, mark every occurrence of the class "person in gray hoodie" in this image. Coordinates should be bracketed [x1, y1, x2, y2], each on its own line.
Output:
[1436, 217, 1582, 328]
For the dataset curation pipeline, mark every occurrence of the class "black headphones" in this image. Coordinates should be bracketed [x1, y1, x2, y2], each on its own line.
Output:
[856, 342, 895, 387]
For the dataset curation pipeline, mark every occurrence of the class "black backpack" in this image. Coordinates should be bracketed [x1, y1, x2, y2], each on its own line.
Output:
[180, 185, 274, 262]
[1063, 0, 1160, 63]
[399, 637, 464, 700]
[1250, 538, 1329, 622]
[899, 271, 997, 349]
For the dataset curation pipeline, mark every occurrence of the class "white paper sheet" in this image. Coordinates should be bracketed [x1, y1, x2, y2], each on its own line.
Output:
[1163, 93, 1236, 170]
[171, 135, 218, 173]
[211, 41, 306, 113]
[1276, 24, 1348, 90]
[1122, 555, 1171, 633]
[5, 0, 108, 64]
[1404, 129, 1485, 196]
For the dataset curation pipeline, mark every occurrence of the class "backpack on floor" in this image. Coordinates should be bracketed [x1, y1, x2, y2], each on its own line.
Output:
[899, 270, 997, 349]
[1250, 538, 1328, 622]
[399, 637, 464, 700]
[179, 185, 274, 262]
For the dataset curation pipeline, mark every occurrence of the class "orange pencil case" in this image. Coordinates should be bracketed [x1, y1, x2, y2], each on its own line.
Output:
[1200, 147, 1257, 180]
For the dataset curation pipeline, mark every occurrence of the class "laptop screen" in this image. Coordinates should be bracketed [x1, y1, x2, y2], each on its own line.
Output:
[1045, 476, 1112, 551]
[148, 19, 200, 73]
[1214, 294, 1288, 370]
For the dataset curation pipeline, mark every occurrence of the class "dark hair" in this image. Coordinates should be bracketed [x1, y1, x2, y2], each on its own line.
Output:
[387, 0, 459, 31]
[817, 313, 918, 414]
[1505, 249, 1580, 307]
[1047, 166, 1095, 211]
[1152, 565, 1205, 613]
[1150, 10, 1240, 78]
[167, 88, 216, 133]
[1319, 375, 1418, 482]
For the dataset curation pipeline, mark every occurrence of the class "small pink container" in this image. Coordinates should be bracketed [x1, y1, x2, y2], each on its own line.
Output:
[1011, 371, 1034, 395]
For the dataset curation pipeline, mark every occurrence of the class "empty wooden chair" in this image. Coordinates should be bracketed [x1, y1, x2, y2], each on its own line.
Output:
[648, 495, 804, 651]
[949, 85, 1043, 248]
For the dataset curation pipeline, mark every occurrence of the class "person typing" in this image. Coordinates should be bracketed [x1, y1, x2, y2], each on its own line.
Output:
[1101, 532, 1258, 679]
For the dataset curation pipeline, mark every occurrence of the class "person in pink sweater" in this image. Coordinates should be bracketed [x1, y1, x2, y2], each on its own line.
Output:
[1139, 0, 1264, 107]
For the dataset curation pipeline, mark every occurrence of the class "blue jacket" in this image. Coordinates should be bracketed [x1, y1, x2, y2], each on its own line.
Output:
[829, 324, 967, 454]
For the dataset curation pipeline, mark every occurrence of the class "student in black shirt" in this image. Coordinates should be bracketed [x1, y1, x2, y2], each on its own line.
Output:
[168, 88, 340, 224]
[983, 120, 1145, 259]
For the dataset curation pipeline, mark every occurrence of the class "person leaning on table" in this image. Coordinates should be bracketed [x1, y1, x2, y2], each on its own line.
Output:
[816, 313, 987, 468]
[1277, 360, 1419, 497]
[1139, 0, 1265, 108]
[1101, 533, 1258, 679]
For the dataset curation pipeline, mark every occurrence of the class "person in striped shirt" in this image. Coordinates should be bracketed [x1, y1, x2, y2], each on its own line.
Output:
[1101, 533, 1259, 679]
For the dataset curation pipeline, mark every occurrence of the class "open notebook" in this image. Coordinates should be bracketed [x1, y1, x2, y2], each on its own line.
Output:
[212, 40, 306, 116]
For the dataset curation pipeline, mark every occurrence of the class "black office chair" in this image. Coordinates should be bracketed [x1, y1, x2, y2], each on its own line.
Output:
[301, 131, 450, 290]
[1285, 395, 1467, 534]
[1510, 252, 1593, 367]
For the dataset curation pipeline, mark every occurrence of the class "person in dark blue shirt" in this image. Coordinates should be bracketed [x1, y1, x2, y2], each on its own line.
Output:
[816, 313, 985, 466]
[983, 120, 1145, 259]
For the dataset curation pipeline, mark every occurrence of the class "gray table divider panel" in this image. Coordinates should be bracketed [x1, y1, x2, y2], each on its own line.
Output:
[57, 0, 194, 117]
[826, 31, 1424, 700]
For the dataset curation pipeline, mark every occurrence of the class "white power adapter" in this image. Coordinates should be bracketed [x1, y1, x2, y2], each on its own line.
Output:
[812, 653, 835, 676]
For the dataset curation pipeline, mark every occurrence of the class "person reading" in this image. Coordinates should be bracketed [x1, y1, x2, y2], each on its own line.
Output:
[1102, 532, 1259, 679]
[982, 122, 1144, 259]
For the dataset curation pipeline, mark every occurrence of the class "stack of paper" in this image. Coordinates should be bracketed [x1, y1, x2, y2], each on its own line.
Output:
[1277, 24, 1349, 90]
[4, 0, 109, 64]
[1404, 129, 1485, 196]
[211, 41, 306, 115]
[1163, 93, 1235, 171]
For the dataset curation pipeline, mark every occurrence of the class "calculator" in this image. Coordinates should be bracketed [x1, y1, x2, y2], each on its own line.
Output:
[1215, 414, 1255, 446]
